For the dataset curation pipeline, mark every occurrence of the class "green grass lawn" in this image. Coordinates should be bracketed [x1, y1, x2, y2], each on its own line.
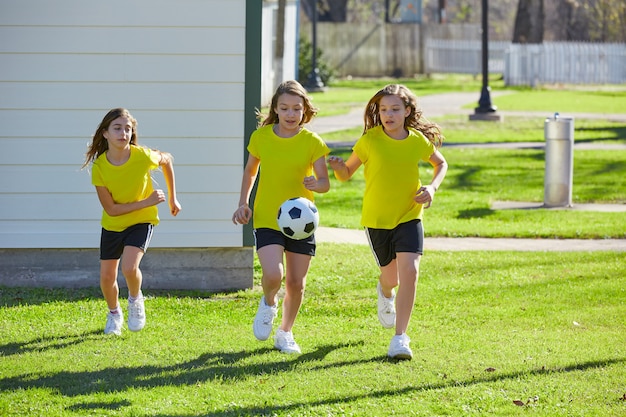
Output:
[313, 74, 626, 118]
[317, 77, 626, 238]
[320, 146, 626, 238]
[1, 247, 625, 416]
[309, 74, 499, 117]
[324, 116, 626, 145]
[486, 89, 626, 114]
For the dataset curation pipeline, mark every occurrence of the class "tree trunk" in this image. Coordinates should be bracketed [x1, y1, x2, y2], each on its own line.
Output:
[512, 0, 544, 43]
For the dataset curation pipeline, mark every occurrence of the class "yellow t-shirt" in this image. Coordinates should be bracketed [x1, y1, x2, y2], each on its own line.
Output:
[248, 124, 330, 230]
[92, 145, 161, 232]
[353, 125, 436, 229]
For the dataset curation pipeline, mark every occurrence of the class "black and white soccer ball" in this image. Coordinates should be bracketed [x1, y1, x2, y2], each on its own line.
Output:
[277, 197, 320, 240]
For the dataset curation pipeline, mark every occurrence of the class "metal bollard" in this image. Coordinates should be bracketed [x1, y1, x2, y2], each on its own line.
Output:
[544, 113, 574, 207]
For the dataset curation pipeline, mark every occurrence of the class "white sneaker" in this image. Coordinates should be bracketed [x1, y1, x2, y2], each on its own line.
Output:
[388, 333, 413, 360]
[104, 311, 123, 335]
[274, 329, 301, 354]
[377, 282, 396, 329]
[253, 296, 278, 341]
[128, 296, 146, 332]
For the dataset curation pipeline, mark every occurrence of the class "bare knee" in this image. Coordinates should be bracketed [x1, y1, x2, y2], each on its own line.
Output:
[285, 275, 305, 296]
[100, 261, 118, 286]
[121, 263, 140, 279]
[262, 265, 283, 286]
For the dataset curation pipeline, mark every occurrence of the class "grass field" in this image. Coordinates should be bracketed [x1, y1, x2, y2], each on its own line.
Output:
[319, 146, 626, 238]
[317, 76, 626, 238]
[1, 247, 625, 416]
[2, 75, 625, 416]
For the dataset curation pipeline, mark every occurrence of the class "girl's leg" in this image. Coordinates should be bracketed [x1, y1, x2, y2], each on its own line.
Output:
[256, 244, 285, 306]
[394, 252, 420, 335]
[121, 245, 147, 332]
[280, 252, 311, 332]
[100, 259, 121, 310]
[120, 245, 145, 298]
[379, 259, 399, 297]
[252, 244, 284, 341]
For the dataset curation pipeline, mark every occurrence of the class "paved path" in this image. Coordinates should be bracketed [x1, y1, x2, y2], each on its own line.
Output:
[316, 227, 626, 251]
[308, 91, 626, 135]
[310, 91, 626, 251]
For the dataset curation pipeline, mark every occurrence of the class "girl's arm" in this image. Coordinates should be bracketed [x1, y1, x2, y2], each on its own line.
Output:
[327, 152, 362, 182]
[303, 155, 330, 193]
[414, 149, 448, 208]
[159, 151, 181, 216]
[96, 186, 165, 217]
[232, 155, 260, 225]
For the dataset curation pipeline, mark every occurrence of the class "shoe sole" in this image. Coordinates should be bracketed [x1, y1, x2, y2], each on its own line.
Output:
[389, 352, 413, 360]
[128, 325, 145, 332]
[274, 342, 301, 354]
[276, 348, 301, 354]
[253, 328, 271, 341]
[387, 352, 413, 360]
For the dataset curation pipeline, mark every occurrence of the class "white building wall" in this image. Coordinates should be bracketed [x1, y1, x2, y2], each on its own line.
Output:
[0, 0, 247, 249]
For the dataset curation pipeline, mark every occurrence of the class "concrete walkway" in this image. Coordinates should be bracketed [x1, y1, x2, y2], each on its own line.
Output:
[310, 91, 626, 251]
[316, 226, 626, 251]
[308, 91, 626, 135]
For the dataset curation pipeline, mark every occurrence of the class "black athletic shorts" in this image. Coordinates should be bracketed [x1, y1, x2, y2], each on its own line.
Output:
[100, 223, 154, 260]
[365, 219, 423, 267]
[254, 228, 316, 256]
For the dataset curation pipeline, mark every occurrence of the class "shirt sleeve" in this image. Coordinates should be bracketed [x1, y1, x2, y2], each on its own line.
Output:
[310, 132, 330, 162]
[91, 160, 105, 186]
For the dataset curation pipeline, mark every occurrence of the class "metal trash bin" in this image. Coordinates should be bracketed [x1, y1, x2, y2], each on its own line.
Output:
[544, 113, 574, 207]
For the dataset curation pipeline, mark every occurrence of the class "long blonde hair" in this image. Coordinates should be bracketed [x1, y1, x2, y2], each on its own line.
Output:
[82, 108, 138, 169]
[257, 80, 318, 127]
[363, 84, 444, 148]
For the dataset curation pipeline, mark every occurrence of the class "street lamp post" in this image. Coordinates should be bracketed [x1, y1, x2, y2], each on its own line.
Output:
[470, 0, 501, 121]
[304, 0, 325, 92]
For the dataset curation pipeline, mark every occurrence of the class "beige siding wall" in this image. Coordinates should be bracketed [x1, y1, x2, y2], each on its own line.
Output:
[0, 0, 247, 249]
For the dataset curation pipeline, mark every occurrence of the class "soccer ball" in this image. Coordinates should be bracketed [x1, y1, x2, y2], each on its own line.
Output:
[277, 197, 320, 240]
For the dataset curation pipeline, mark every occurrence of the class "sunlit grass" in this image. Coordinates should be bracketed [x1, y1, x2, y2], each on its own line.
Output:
[1, 248, 625, 416]
[319, 146, 626, 238]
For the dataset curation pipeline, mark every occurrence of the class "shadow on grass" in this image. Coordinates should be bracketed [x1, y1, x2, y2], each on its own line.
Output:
[66, 400, 131, 413]
[0, 341, 365, 398]
[0, 287, 243, 308]
[576, 124, 626, 144]
[148, 357, 625, 417]
[457, 208, 494, 219]
[1, 328, 622, 415]
[591, 160, 626, 176]
[0, 329, 103, 357]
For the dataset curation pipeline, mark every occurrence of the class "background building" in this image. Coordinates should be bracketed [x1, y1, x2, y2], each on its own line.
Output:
[0, 0, 298, 290]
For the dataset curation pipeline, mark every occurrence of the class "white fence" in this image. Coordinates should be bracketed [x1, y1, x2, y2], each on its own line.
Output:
[425, 39, 626, 85]
[505, 42, 626, 86]
[424, 39, 508, 75]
